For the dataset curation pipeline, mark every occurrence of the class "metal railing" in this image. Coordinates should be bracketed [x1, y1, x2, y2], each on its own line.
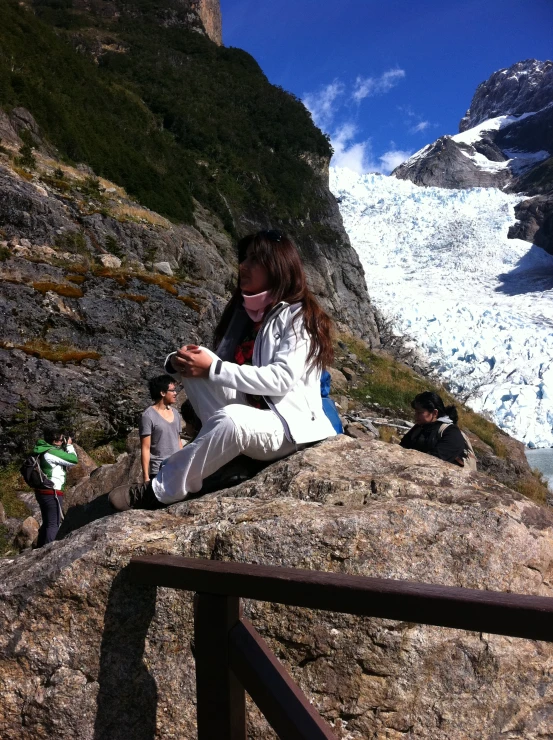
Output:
[129, 555, 553, 739]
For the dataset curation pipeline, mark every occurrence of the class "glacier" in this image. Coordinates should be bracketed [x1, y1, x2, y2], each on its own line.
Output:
[330, 166, 553, 448]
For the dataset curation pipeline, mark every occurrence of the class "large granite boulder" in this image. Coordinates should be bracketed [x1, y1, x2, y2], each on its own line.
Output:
[1, 436, 553, 739]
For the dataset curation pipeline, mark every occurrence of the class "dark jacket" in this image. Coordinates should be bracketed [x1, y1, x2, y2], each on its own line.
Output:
[400, 420, 467, 465]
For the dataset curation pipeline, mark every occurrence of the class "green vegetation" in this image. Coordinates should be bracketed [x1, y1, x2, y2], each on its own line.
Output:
[0, 0, 332, 232]
[54, 230, 89, 256]
[0, 463, 31, 518]
[15, 128, 36, 169]
[105, 235, 123, 258]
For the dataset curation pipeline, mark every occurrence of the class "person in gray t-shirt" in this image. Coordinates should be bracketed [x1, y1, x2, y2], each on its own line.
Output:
[139, 375, 183, 480]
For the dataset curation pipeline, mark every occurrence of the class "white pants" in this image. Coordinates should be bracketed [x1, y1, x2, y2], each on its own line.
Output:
[152, 366, 296, 504]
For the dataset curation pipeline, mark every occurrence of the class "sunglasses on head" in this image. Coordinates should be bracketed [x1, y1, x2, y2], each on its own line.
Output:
[261, 229, 284, 242]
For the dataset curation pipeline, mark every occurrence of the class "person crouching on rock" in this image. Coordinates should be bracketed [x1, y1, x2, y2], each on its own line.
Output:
[400, 392, 468, 466]
[33, 428, 78, 546]
[109, 229, 337, 511]
[139, 375, 183, 482]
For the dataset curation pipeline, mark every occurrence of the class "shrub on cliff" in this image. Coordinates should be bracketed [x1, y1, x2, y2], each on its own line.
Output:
[0, 0, 331, 231]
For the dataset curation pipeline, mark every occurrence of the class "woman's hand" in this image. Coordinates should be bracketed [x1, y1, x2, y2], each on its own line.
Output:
[173, 345, 213, 378]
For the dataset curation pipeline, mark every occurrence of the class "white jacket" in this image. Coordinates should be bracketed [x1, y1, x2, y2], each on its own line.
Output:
[208, 302, 336, 445]
[169, 302, 336, 446]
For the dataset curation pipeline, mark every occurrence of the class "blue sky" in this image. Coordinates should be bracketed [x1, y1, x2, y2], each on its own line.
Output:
[220, 0, 553, 173]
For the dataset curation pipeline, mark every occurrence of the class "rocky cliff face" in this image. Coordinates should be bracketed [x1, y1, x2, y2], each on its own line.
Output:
[393, 59, 553, 253]
[195, 0, 222, 45]
[0, 111, 379, 460]
[31, 0, 222, 46]
[1, 436, 553, 739]
[459, 60, 553, 132]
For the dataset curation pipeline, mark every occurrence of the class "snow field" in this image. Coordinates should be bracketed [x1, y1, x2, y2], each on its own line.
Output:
[331, 167, 553, 447]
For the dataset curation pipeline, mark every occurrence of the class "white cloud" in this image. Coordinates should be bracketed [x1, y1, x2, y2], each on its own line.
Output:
[353, 68, 405, 102]
[331, 124, 372, 174]
[303, 81, 344, 129]
[410, 120, 430, 133]
[378, 149, 412, 174]
[303, 73, 412, 176]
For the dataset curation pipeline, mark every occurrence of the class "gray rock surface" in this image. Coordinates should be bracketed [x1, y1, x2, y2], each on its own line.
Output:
[508, 194, 553, 254]
[0, 136, 380, 459]
[460, 60, 553, 132]
[392, 135, 511, 190]
[12, 515, 38, 551]
[1, 436, 553, 739]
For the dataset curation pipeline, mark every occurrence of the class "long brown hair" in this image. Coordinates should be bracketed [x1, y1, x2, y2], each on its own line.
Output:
[214, 230, 334, 370]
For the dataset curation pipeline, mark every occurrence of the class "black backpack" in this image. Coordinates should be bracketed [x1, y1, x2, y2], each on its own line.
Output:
[19, 453, 55, 489]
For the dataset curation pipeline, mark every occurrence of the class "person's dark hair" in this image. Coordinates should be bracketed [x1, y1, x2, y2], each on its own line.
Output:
[214, 230, 334, 370]
[43, 427, 64, 444]
[148, 374, 175, 401]
[411, 391, 459, 424]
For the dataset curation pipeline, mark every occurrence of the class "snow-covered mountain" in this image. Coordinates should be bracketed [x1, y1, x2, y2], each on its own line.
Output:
[330, 166, 553, 448]
[393, 59, 553, 255]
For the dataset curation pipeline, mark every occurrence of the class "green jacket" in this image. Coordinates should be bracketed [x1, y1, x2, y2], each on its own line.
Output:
[33, 439, 78, 491]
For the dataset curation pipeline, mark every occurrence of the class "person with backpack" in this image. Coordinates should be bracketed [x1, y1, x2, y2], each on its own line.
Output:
[109, 229, 337, 511]
[30, 428, 78, 546]
[400, 392, 477, 470]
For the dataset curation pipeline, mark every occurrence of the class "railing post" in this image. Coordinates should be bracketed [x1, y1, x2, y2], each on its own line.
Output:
[194, 592, 246, 740]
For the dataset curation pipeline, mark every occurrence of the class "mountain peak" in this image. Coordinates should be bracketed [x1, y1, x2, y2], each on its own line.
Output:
[459, 59, 553, 132]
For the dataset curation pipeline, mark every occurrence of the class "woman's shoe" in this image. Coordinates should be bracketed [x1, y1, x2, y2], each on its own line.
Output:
[108, 481, 166, 511]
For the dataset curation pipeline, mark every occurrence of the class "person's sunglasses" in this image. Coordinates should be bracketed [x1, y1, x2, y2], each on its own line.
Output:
[262, 229, 284, 242]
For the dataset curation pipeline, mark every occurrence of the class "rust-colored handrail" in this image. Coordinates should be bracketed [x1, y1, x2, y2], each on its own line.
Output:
[129, 555, 553, 739]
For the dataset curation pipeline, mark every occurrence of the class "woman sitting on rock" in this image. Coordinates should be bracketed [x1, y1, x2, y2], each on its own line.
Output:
[109, 229, 337, 510]
[400, 391, 472, 467]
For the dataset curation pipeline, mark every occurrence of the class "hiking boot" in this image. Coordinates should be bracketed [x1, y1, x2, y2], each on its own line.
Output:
[108, 480, 167, 512]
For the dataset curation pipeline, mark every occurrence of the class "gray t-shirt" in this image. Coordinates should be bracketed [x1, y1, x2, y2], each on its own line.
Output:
[139, 406, 182, 476]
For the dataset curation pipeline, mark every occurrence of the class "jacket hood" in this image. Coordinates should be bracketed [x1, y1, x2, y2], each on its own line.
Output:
[33, 439, 56, 454]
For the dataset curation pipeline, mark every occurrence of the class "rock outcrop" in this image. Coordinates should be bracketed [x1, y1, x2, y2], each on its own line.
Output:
[195, 0, 223, 45]
[1, 436, 553, 739]
[459, 60, 553, 132]
[31, 0, 223, 47]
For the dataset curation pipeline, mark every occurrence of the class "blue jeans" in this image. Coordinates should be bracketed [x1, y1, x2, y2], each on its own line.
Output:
[35, 492, 63, 546]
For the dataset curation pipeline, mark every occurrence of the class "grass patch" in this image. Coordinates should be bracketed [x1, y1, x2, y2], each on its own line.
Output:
[118, 292, 148, 303]
[177, 295, 201, 312]
[0, 525, 12, 557]
[0, 245, 11, 261]
[136, 273, 178, 295]
[66, 263, 89, 275]
[111, 204, 171, 228]
[0, 463, 31, 518]
[12, 166, 34, 181]
[378, 425, 400, 444]
[93, 266, 129, 287]
[32, 281, 84, 298]
[54, 230, 89, 256]
[0, 339, 100, 363]
[41, 173, 72, 192]
[89, 444, 118, 465]
[514, 471, 549, 506]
